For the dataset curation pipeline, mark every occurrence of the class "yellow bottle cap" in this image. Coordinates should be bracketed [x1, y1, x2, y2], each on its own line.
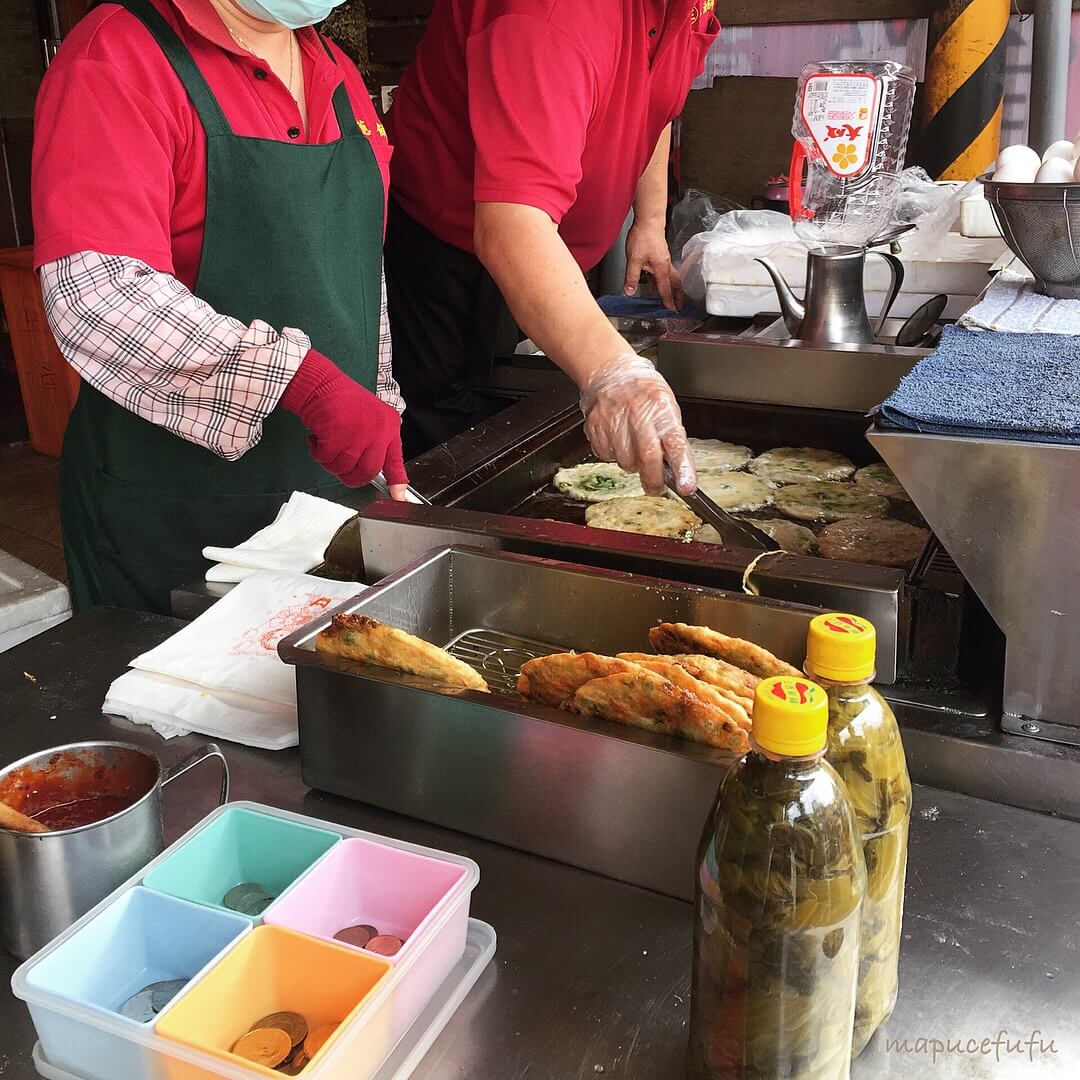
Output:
[806, 613, 877, 682]
[753, 676, 828, 757]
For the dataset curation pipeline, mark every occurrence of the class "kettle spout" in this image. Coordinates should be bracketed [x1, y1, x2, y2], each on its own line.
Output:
[755, 257, 804, 338]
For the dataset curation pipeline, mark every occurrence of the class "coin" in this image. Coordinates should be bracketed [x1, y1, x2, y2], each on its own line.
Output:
[303, 1022, 338, 1061]
[118, 986, 157, 1023]
[147, 979, 188, 1013]
[365, 934, 404, 956]
[251, 1010, 308, 1048]
[333, 923, 377, 948]
[278, 1047, 310, 1075]
[223, 882, 276, 916]
[233, 1027, 292, 1068]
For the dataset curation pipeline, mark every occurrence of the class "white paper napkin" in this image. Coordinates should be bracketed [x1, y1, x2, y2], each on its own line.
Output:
[203, 491, 356, 582]
[104, 669, 299, 749]
[130, 570, 361, 706]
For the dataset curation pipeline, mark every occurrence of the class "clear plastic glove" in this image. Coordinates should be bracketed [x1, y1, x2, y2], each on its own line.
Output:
[580, 354, 697, 496]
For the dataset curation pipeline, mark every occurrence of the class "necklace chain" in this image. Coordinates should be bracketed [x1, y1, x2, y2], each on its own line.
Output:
[227, 25, 298, 108]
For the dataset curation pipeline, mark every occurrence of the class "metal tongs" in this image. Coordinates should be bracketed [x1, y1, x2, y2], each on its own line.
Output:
[370, 473, 431, 505]
[665, 467, 780, 552]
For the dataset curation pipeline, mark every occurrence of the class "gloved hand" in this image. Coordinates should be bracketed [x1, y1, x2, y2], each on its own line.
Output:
[579, 354, 697, 496]
[281, 350, 408, 488]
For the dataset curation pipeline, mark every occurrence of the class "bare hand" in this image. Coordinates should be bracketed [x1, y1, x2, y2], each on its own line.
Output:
[624, 222, 685, 313]
[389, 484, 410, 501]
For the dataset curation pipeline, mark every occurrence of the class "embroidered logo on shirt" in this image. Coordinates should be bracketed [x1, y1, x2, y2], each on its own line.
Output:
[358, 119, 372, 137]
[358, 119, 389, 141]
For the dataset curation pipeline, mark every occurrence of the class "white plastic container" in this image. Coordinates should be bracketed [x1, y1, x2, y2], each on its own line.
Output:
[32, 921, 497, 1080]
[12, 802, 482, 1080]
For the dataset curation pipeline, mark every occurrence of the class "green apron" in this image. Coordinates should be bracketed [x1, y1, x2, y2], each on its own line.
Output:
[60, 0, 383, 614]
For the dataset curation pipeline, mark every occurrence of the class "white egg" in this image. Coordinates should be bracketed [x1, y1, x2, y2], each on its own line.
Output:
[1074, 156, 1080, 183]
[996, 144, 1041, 175]
[1042, 140, 1077, 163]
[1035, 157, 1076, 183]
[993, 161, 1038, 183]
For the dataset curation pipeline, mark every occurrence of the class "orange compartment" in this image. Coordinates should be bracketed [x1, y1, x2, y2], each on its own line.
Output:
[155, 926, 392, 1079]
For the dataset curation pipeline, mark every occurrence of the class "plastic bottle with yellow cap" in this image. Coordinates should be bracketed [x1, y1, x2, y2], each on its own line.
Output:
[805, 613, 913, 1057]
[688, 675, 866, 1080]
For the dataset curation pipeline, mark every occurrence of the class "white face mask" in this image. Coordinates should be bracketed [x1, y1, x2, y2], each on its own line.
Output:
[235, 0, 344, 31]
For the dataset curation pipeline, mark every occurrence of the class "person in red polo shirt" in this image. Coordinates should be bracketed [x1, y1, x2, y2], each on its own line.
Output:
[385, 0, 721, 493]
[32, 0, 408, 614]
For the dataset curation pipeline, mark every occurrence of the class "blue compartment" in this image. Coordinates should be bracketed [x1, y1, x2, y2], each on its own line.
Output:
[24, 886, 250, 1023]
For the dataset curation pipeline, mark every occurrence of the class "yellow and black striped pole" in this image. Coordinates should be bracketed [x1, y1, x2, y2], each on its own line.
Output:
[917, 0, 1010, 180]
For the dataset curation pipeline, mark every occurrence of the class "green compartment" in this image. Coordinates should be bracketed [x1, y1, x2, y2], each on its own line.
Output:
[143, 808, 340, 918]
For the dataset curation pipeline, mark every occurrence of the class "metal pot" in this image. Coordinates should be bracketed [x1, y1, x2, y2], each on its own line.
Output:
[0, 741, 229, 959]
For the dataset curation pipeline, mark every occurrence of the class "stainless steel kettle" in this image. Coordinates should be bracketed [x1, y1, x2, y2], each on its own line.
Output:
[756, 246, 905, 346]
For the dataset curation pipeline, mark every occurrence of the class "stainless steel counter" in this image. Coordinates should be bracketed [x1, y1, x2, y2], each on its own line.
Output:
[0, 610, 1077, 1078]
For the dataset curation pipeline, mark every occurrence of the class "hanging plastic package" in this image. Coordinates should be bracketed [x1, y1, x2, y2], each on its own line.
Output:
[789, 61, 917, 249]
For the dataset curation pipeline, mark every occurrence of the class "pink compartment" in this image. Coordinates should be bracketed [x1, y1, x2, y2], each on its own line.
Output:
[265, 837, 467, 959]
[263, 836, 473, 1051]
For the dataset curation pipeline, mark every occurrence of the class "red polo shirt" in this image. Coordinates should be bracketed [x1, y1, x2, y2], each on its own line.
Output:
[32, 0, 391, 288]
[387, 0, 721, 272]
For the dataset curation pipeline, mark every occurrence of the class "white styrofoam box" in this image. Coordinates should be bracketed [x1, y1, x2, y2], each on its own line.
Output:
[705, 233, 1006, 295]
[0, 612, 71, 653]
[961, 194, 1003, 238]
[0, 551, 70, 650]
[706, 283, 978, 322]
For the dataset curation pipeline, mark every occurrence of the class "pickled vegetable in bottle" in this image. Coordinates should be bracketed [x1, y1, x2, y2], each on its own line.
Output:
[688, 676, 866, 1080]
[805, 614, 912, 1058]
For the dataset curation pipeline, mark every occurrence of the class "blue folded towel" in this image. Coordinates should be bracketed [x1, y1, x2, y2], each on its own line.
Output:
[597, 295, 708, 320]
[877, 324, 1080, 442]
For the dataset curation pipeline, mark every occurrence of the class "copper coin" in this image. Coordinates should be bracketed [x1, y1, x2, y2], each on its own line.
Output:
[278, 1047, 310, 1075]
[251, 1010, 308, 1048]
[366, 934, 404, 956]
[233, 1027, 292, 1068]
[333, 923, 377, 948]
[303, 1022, 339, 1061]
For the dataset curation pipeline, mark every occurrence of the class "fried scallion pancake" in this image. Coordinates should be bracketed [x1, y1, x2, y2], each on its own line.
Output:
[629, 659, 752, 730]
[568, 670, 749, 754]
[316, 614, 489, 692]
[616, 652, 759, 703]
[649, 623, 800, 679]
[516, 652, 640, 708]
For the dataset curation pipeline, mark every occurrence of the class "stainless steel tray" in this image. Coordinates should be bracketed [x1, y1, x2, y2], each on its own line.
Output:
[279, 545, 824, 900]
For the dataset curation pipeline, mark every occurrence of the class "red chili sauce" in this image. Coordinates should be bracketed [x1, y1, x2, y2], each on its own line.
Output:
[0, 749, 155, 831]
[32, 794, 140, 830]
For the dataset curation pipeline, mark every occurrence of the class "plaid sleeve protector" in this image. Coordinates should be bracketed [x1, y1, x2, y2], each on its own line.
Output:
[377, 267, 405, 414]
[39, 250, 311, 460]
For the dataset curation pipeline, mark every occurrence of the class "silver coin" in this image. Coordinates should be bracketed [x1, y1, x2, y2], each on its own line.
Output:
[147, 978, 188, 1013]
[223, 882, 274, 915]
[118, 987, 157, 1023]
[243, 893, 274, 916]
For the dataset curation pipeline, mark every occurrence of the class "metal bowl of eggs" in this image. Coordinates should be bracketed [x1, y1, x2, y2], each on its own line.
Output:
[981, 139, 1080, 299]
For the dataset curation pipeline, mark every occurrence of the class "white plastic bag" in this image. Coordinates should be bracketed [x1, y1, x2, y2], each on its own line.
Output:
[680, 210, 805, 302]
[891, 167, 980, 261]
[669, 188, 740, 268]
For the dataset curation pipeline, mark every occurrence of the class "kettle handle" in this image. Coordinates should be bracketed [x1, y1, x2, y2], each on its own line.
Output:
[869, 251, 906, 339]
[162, 743, 230, 806]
